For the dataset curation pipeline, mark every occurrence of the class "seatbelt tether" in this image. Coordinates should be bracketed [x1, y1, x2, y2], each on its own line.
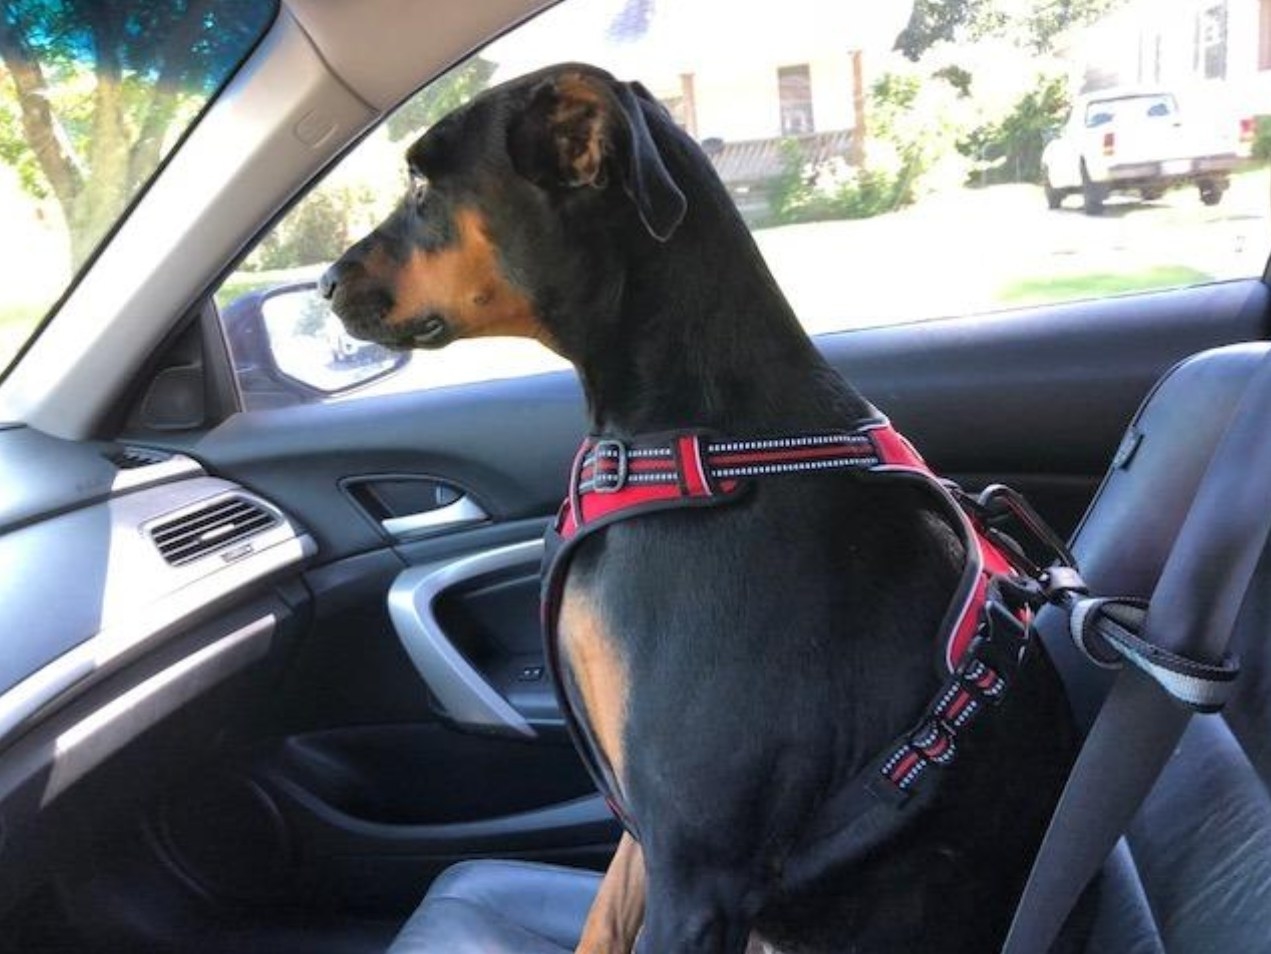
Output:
[1067, 595, 1239, 713]
[1002, 349, 1271, 954]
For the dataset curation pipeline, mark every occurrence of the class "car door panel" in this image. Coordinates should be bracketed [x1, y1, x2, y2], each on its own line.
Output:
[183, 279, 1269, 558]
[830, 279, 1270, 532]
[131, 276, 1268, 913]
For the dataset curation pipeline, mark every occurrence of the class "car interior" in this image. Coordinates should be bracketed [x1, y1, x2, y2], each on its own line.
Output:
[1, 1, 1270, 952]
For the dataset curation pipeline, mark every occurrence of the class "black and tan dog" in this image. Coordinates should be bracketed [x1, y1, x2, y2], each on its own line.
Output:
[321, 63, 1077, 954]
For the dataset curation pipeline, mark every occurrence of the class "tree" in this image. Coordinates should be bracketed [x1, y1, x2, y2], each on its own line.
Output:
[386, 58, 497, 143]
[1024, 0, 1126, 53]
[961, 72, 1070, 182]
[895, 0, 997, 61]
[896, 0, 1129, 60]
[0, 0, 274, 268]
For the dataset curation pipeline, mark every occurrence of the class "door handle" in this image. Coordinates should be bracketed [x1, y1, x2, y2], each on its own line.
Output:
[381, 494, 488, 539]
[388, 539, 543, 738]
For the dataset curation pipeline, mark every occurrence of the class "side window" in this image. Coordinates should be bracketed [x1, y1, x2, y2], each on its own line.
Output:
[216, 0, 1269, 409]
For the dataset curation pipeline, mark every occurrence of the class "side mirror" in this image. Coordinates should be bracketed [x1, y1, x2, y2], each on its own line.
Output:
[222, 281, 408, 406]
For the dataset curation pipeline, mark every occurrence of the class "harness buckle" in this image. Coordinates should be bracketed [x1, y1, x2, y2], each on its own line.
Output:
[975, 483, 1078, 573]
[591, 439, 629, 493]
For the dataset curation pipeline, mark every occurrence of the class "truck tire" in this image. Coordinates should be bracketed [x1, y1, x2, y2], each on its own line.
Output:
[1042, 167, 1065, 210]
[1140, 187, 1164, 201]
[1080, 162, 1105, 215]
[1199, 182, 1224, 206]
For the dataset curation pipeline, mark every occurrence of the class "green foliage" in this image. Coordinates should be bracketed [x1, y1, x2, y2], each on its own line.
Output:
[386, 58, 496, 143]
[933, 64, 974, 97]
[866, 65, 974, 200]
[1252, 117, 1271, 162]
[0, 80, 46, 198]
[961, 72, 1069, 183]
[768, 67, 972, 225]
[897, 0, 1129, 59]
[1026, 0, 1126, 53]
[248, 185, 376, 271]
[768, 140, 903, 225]
[0, 0, 275, 267]
[895, 0, 990, 62]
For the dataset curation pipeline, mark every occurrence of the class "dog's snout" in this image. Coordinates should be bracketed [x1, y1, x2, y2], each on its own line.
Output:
[317, 263, 342, 301]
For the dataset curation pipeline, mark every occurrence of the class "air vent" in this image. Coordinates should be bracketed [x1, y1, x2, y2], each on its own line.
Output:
[106, 446, 171, 470]
[149, 496, 280, 566]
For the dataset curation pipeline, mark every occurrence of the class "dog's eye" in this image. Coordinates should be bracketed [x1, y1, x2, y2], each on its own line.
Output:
[410, 175, 429, 207]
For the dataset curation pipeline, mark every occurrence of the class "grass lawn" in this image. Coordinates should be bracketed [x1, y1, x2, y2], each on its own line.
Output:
[997, 265, 1213, 307]
[0, 301, 40, 326]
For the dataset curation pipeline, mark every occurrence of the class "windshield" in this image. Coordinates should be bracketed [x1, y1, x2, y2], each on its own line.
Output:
[0, 0, 277, 375]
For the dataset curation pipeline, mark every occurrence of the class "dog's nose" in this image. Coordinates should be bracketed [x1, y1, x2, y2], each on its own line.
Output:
[317, 264, 340, 301]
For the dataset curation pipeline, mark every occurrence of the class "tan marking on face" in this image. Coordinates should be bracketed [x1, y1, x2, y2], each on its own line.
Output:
[552, 73, 608, 186]
[577, 833, 646, 954]
[559, 582, 629, 786]
[381, 207, 558, 349]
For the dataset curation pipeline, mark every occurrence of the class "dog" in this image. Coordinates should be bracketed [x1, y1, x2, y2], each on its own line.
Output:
[321, 62, 1078, 954]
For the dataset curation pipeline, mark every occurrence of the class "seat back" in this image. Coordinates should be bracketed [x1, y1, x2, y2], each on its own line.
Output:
[1033, 342, 1271, 951]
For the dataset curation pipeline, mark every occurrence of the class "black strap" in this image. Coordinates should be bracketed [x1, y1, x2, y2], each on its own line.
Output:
[1001, 348, 1271, 954]
[1067, 596, 1239, 712]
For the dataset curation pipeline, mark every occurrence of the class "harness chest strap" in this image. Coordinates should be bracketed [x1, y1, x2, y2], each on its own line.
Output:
[556, 420, 1020, 671]
[541, 417, 1039, 839]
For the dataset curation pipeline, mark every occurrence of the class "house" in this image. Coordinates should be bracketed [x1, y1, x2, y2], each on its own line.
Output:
[1069, 0, 1271, 114]
[486, 0, 912, 221]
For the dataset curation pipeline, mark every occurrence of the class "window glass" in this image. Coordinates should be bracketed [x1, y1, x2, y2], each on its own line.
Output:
[1086, 94, 1176, 126]
[218, 0, 1269, 408]
[778, 65, 815, 135]
[0, 0, 278, 375]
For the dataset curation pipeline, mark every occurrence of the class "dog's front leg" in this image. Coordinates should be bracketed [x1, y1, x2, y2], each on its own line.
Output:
[577, 832, 646, 954]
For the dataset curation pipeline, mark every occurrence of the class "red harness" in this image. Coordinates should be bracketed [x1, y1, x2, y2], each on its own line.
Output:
[542, 417, 1039, 838]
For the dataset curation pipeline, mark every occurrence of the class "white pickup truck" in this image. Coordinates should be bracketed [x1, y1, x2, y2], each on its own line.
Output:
[1040, 87, 1253, 214]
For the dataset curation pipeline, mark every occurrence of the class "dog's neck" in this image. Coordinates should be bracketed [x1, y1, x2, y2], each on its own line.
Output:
[577, 259, 862, 438]
[564, 138, 870, 439]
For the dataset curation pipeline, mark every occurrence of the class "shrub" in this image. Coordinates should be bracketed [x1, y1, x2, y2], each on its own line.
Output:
[1252, 116, 1271, 162]
[961, 72, 1069, 184]
[768, 65, 971, 226]
[247, 185, 377, 271]
[769, 143, 905, 225]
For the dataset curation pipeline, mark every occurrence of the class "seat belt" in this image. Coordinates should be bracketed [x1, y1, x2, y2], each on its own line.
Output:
[1001, 347, 1271, 954]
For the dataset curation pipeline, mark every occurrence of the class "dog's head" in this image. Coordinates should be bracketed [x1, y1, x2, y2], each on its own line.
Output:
[319, 63, 687, 355]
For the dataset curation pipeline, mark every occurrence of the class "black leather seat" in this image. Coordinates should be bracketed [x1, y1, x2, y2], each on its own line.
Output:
[388, 343, 1271, 953]
[387, 860, 598, 953]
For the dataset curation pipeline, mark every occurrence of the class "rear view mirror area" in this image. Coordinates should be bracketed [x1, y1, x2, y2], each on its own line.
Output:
[221, 282, 408, 408]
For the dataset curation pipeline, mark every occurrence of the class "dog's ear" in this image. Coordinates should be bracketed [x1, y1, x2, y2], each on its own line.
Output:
[508, 70, 687, 242]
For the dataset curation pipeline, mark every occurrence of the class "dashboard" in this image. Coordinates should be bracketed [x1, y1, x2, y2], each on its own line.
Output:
[0, 424, 313, 912]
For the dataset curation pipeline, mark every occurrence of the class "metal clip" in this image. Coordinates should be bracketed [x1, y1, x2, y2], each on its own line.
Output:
[591, 439, 629, 493]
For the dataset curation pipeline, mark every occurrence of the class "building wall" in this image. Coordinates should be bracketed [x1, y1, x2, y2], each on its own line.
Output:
[671, 52, 859, 144]
[1078, 0, 1271, 113]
